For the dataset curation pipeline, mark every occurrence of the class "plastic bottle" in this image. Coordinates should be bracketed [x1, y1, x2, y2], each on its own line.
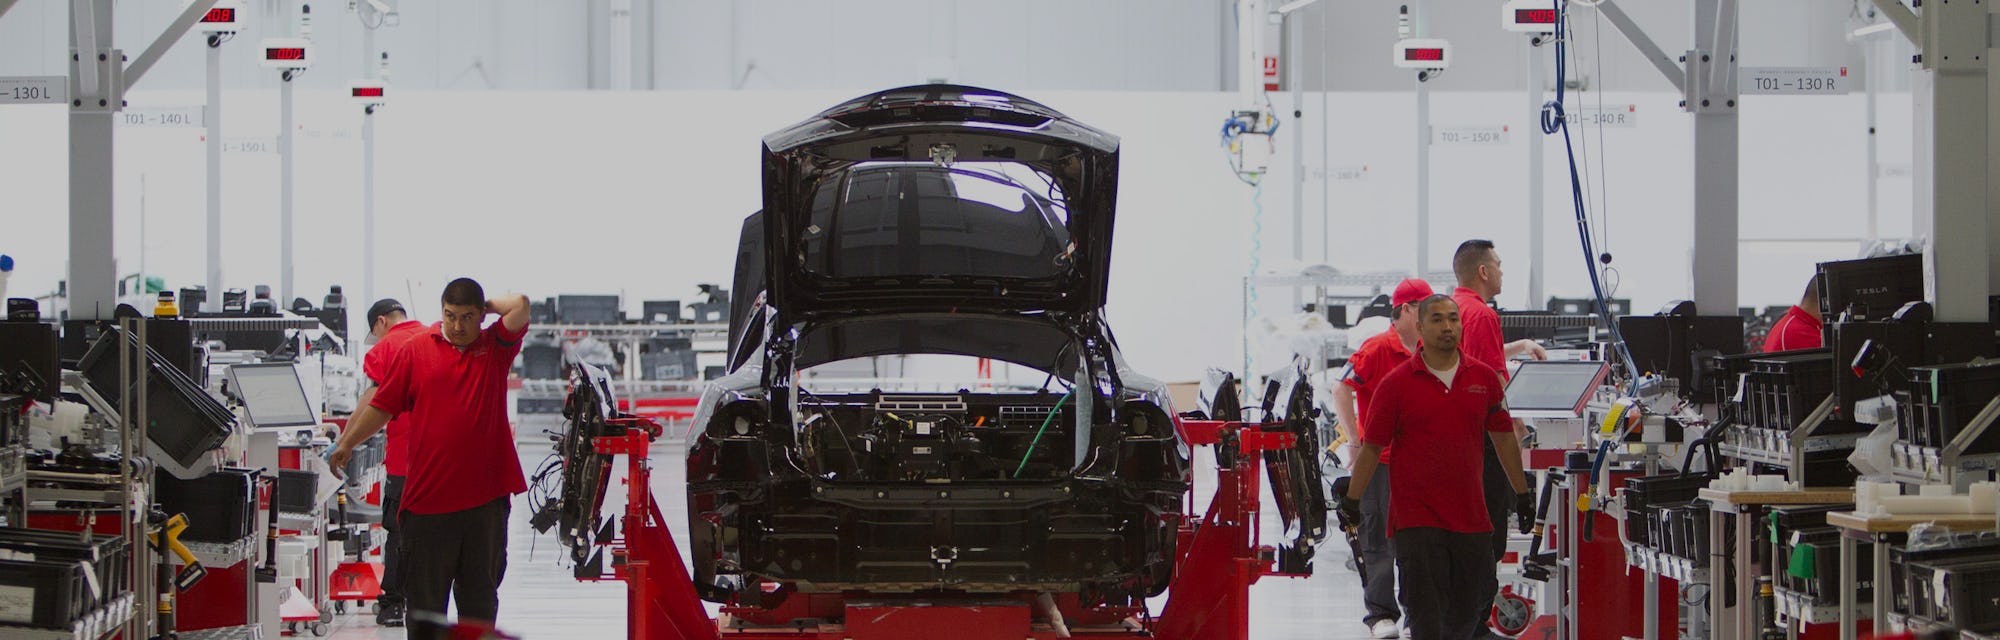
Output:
[0, 254, 13, 302]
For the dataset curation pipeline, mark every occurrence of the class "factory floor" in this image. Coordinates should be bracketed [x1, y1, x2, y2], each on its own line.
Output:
[325, 444, 1384, 640]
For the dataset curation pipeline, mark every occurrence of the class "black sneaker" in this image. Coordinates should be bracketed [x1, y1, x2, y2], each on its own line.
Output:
[375, 599, 406, 627]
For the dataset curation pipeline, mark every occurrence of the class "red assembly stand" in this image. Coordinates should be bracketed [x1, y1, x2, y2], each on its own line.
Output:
[324, 417, 391, 610]
[584, 417, 1310, 640]
[1513, 461, 1677, 640]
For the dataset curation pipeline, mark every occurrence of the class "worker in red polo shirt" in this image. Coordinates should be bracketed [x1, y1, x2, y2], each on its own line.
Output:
[355, 298, 425, 627]
[1449, 239, 1545, 638]
[1762, 274, 1824, 352]
[330, 278, 531, 624]
[1332, 277, 1432, 639]
[1342, 294, 1530, 640]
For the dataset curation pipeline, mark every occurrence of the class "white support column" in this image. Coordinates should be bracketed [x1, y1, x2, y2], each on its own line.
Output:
[1236, 0, 1265, 105]
[205, 38, 223, 313]
[1914, 0, 1995, 322]
[280, 71, 295, 305]
[68, 0, 118, 321]
[1989, 1, 2000, 298]
[1416, 73, 1431, 279]
[362, 109, 375, 310]
[610, 0, 633, 90]
[1526, 36, 1546, 309]
[1689, 0, 1740, 314]
[1289, 13, 1305, 306]
[1866, 31, 1881, 246]
[361, 5, 378, 309]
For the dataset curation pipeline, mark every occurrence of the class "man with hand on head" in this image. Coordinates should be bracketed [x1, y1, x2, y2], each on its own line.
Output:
[353, 299, 423, 626]
[1449, 239, 1545, 639]
[330, 278, 531, 624]
[1332, 277, 1433, 638]
[1342, 295, 1530, 640]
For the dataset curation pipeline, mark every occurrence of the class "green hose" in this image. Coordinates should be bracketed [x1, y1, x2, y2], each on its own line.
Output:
[1012, 390, 1074, 478]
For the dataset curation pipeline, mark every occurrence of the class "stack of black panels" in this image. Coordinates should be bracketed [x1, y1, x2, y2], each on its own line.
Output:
[1890, 537, 2000, 624]
[1624, 472, 1711, 550]
[75, 328, 234, 475]
[1769, 504, 1871, 605]
[0, 528, 129, 630]
[1905, 558, 2000, 632]
[154, 467, 261, 544]
[1901, 360, 2000, 450]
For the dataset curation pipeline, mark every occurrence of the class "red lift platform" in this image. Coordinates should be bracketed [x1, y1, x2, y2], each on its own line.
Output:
[580, 416, 1312, 640]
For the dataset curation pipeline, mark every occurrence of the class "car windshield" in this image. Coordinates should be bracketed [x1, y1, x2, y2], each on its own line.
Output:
[802, 162, 1071, 280]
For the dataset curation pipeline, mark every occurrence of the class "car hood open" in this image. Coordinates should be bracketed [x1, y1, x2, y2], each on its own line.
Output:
[760, 84, 1121, 322]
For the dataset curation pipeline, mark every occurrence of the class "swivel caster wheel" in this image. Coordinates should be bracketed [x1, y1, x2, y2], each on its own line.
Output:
[310, 622, 330, 637]
[1490, 587, 1535, 638]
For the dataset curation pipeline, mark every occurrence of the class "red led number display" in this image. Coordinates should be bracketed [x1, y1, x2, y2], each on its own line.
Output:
[1403, 48, 1444, 62]
[266, 48, 306, 61]
[352, 87, 384, 98]
[1514, 9, 1556, 24]
[201, 7, 236, 22]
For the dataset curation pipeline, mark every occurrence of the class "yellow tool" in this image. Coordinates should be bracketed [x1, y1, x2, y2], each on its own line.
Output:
[149, 513, 207, 591]
[1599, 399, 1636, 436]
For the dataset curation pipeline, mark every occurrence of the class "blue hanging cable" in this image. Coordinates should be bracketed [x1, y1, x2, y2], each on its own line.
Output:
[1545, 0, 1647, 542]
[1541, 0, 1640, 393]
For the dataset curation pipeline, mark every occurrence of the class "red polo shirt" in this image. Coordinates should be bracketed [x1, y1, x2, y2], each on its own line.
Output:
[369, 321, 530, 515]
[1361, 352, 1514, 537]
[362, 320, 427, 477]
[1453, 287, 1508, 380]
[1342, 329, 1414, 464]
[1762, 305, 1823, 352]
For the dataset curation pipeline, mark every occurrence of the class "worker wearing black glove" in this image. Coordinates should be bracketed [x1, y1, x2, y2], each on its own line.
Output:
[1336, 489, 1363, 530]
[1343, 295, 1532, 640]
[1514, 490, 1535, 535]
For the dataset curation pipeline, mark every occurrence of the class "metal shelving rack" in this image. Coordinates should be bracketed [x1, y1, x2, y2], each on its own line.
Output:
[0, 594, 139, 640]
[1889, 396, 2000, 490]
[1716, 395, 1868, 487]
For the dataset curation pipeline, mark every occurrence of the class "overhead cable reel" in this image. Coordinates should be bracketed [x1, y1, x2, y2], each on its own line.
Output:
[1220, 109, 1279, 183]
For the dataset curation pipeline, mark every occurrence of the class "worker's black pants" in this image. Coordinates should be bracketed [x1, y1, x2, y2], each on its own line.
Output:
[399, 496, 510, 623]
[1357, 465, 1399, 626]
[378, 474, 405, 605]
[1393, 527, 1496, 640]
[1474, 443, 1515, 636]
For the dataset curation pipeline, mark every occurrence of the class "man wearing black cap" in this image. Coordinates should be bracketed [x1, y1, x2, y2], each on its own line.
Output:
[356, 299, 421, 626]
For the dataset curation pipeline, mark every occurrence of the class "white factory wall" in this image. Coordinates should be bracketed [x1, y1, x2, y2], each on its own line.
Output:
[0, 1, 1908, 93]
[0, 89, 1914, 382]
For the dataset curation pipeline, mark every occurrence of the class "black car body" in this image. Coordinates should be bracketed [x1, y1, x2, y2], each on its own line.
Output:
[686, 85, 1190, 607]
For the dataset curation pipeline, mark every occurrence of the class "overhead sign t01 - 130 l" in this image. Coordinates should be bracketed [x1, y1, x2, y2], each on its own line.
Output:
[0, 76, 66, 105]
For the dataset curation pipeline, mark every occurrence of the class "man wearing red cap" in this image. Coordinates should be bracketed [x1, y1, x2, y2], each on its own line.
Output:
[1333, 277, 1432, 638]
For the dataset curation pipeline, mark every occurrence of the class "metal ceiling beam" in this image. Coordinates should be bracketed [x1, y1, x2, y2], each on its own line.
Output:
[1594, 0, 1687, 93]
[123, 0, 217, 92]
